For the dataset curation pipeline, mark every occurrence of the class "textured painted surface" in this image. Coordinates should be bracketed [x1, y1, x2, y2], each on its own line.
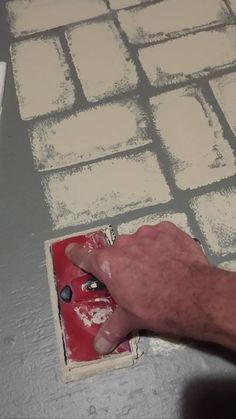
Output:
[1, 0, 236, 418]
[139, 26, 236, 87]
[10, 36, 75, 120]
[66, 20, 138, 101]
[30, 99, 150, 171]
[210, 72, 236, 137]
[6, 0, 108, 37]
[118, 0, 230, 44]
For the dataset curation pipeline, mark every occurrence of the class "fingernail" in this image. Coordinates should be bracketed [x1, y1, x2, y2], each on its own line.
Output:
[65, 243, 78, 257]
[94, 336, 115, 355]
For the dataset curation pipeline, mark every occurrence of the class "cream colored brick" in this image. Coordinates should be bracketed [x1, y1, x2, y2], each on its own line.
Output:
[218, 260, 236, 271]
[150, 87, 235, 190]
[190, 188, 236, 255]
[210, 72, 236, 137]
[228, 0, 236, 14]
[138, 26, 236, 87]
[6, 0, 108, 38]
[66, 21, 138, 102]
[109, 0, 148, 10]
[118, 0, 229, 44]
[118, 212, 192, 235]
[10, 37, 75, 120]
[42, 151, 171, 229]
[30, 99, 151, 171]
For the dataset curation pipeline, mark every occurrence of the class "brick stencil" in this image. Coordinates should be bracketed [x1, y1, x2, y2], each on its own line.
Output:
[42, 151, 171, 229]
[30, 99, 151, 171]
[6, 0, 108, 38]
[66, 21, 138, 102]
[118, 212, 192, 234]
[118, 0, 230, 44]
[190, 188, 236, 255]
[10, 37, 75, 120]
[210, 72, 236, 137]
[138, 26, 236, 88]
[150, 87, 236, 190]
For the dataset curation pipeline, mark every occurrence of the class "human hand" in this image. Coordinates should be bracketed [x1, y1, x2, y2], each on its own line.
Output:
[66, 222, 223, 354]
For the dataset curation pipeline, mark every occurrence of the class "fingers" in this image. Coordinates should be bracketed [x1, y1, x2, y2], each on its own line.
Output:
[65, 243, 111, 283]
[94, 306, 138, 355]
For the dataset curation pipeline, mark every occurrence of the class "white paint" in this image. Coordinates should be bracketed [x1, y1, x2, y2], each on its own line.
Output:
[150, 87, 236, 190]
[210, 72, 236, 137]
[138, 26, 236, 87]
[118, 0, 229, 44]
[109, 0, 149, 9]
[190, 188, 236, 256]
[118, 212, 192, 235]
[228, 0, 236, 14]
[218, 260, 236, 272]
[0, 62, 7, 118]
[148, 336, 185, 355]
[30, 99, 151, 171]
[74, 305, 113, 327]
[100, 260, 112, 280]
[65, 20, 138, 102]
[10, 36, 75, 120]
[94, 297, 110, 303]
[42, 151, 171, 229]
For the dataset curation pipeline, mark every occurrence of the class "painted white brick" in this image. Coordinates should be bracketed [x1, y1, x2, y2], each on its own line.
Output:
[66, 21, 138, 102]
[210, 72, 236, 137]
[30, 99, 151, 171]
[118, 212, 192, 235]
[150, 87, 236, 190]
[118, 0, 230, 44]
[10, 37, 75, 120]
[218, 260, 236, 271]
[6, 0, 108, 38]
[138, 26, 236, 87]
[42, 151, 171, 229]
[228, 0, 236, 14]
[109, 0, 149, 10]
[190, 188, 236, 255]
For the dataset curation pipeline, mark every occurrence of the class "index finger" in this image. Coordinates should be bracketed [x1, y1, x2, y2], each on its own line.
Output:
[65, 243, 112, 284]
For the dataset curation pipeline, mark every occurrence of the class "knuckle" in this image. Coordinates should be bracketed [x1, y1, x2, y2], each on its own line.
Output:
[156, 220, 177, 233]
[136, 225, 153, 236]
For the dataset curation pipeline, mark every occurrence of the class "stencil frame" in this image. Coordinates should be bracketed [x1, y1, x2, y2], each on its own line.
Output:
[45, 226, 139, 382]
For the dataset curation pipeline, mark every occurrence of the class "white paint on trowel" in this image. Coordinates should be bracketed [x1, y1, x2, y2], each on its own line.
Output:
[74, 305, 113, 327]
[0, 62, 7, 118]
[42, 150, 171, 229]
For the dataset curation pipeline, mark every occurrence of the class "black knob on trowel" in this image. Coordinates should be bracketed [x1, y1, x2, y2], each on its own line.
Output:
[60, 285, 73, 303]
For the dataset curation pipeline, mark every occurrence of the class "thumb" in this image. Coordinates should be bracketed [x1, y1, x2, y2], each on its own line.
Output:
[94, 306, 137, 355]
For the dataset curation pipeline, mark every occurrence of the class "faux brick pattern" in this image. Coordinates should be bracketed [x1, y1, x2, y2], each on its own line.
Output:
[6, 0, 108, 38]
[138, 26, 236, 88]
[150, 87, 236, 190]
[190, 188, 236, 255]
[109, 0, 149, 10]
[10, 37, 75, 120]
[30, 99, 151, 171]
[118, 0, 230, 44]
[66, 21, 138, 102]
[210, 72, 236, 137]
[42, 151, 171, 229]
[118, 212, 192, 234]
